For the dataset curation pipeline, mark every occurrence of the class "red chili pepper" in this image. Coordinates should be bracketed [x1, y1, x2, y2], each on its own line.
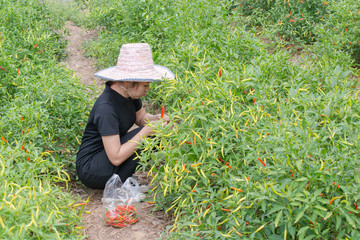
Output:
[246, 222, 249, 226]
[355, 203, 358, 210]
[34, 43, 38, 48]
[206, 203, 211, 209]
[185, 141, 192, 144]
[0, 66, 5, 71]
[345, 28, 348, 32]
[27, 157, 30, 162]
[221, 208, 231, 212]
[219, 69, 222, 77]
[161, 105, 164, 119]
[257, 157, 266, 166]
[218, 157, 225, 163]
[20, 145, 24, 150]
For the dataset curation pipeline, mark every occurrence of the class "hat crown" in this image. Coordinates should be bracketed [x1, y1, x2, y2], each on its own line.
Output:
[116, 43, 154, 72]
[94, 42, 174, 82]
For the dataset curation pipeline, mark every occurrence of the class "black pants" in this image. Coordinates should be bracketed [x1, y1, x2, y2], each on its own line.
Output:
[77, 127, 143, 189]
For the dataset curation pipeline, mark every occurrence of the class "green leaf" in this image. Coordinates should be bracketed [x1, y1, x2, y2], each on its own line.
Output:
[294, 208, 306, 224]
[268, 204, 285, 215]
[295, 177, 308, 182]
[289, 86, 296, 98]
[298, 226, 310, 240]
[296, 160, 303, 172]
[275, 210, 283, 228]
[324, 211, 333, 220]
[314, 205, 327, 212]
[345, 214, 356, 229]
[336, 215, 342, 230]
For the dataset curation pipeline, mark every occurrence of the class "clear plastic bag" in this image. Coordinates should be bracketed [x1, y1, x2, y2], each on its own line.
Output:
[101, 174, 142, 227]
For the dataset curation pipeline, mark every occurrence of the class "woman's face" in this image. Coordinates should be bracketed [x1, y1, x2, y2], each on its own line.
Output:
[129, 82, 150, 99]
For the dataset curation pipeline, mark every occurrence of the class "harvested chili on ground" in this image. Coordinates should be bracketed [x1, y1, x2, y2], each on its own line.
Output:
[105, 205, 139, 228]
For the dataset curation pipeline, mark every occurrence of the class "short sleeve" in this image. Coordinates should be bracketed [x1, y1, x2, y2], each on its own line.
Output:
[93, 103, 120, 136]
[133, 98, 142, 111]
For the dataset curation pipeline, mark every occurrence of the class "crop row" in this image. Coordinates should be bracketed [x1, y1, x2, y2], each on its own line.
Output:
[82, 0, 359, 239]
[0, 1, 94, 239]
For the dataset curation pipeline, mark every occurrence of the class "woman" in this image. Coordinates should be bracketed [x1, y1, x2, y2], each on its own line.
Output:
[76, 43, 174, 189]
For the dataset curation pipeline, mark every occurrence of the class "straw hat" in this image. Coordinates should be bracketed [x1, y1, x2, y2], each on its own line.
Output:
[94, 43, 175, 82]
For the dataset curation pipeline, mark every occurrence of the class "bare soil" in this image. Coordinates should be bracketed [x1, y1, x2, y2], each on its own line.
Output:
[63, 21, 170, 240]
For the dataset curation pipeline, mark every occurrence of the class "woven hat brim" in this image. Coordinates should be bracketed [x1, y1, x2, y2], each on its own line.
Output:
[94, 65, 175, 82]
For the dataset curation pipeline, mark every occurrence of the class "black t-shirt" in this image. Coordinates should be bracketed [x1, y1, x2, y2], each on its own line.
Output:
[76, 83, 142, 166]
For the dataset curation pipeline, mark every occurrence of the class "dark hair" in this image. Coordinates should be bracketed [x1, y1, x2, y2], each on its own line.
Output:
[106, 81, 139, 88]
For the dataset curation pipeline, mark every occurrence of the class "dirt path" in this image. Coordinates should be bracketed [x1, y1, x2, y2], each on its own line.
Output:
[63, 21, 170, 240]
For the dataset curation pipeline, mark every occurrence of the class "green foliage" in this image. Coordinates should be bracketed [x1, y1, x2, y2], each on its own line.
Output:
[0, 0, 95, 239]
[83, 0, 360, 239]
[314, 0, 360, 66]
[233, 0, 329, 44]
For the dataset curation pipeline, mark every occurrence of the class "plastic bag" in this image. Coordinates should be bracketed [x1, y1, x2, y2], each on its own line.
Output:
[101, 174, 142, 227]
[102, 174, 142, 209]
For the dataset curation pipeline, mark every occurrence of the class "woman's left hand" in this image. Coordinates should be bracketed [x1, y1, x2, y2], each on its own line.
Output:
[154, 114, 170, 124]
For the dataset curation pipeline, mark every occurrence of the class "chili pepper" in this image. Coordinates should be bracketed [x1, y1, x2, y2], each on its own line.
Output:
[355, 203, 358, 210]
[230, 187, 243, 192]
[194, 135, 196, 147]
[221, 208, 231, 212]
[345, 28, 348, 32]
[206, 203, 211, 209]
[329, 196, 343, 205]
[219, 69, 222, 77]
[1, 135, 7, 143]
[161, 105, 164, 119]
[34, 43, 38, 48]
[257, 157, 266, 166]
[191, 163, 202, 168]
[27, 157, 30, 162]
[20, 145, 24, 150]
[218, 158, 225, 163]
[246, 222, 249, 226]
[185, 141, 192, 144]
[0, 66, 5, 71]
